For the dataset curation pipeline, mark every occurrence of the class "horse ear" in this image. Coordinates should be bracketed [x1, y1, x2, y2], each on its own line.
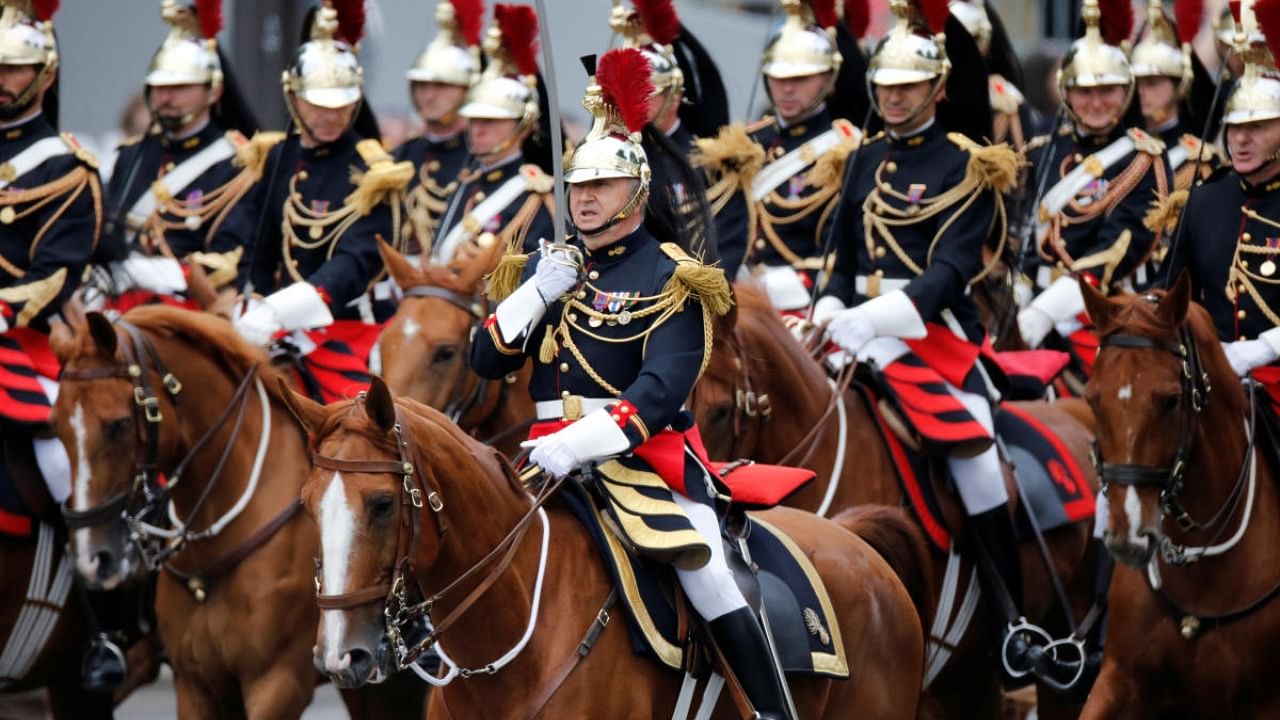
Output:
[1157, 270, 1192, 328]
[85, 312, 117, 356]
[1079, 278, 1119, 332]
[185, 261, 219, 312]
[378, 237, 424, 290]
[61, 293, 87, 332]
[364, 376, 397, 433]
[277, 377, 326, 436]
[48, 319, 75, 362]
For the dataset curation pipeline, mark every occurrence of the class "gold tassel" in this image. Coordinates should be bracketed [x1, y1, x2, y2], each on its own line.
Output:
[948, 133, 1021, 194]
[234, 131, 286, 178]
[691, 123, 766, 191]
[659, 243, 733, 316]
[346, 159, 415, 217]
[1143, 189, 1189, 234]
[538, 325, 558, 364]
[485, 251, 529, 302]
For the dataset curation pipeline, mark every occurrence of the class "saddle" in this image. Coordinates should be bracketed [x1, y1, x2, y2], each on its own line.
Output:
[558, 476, 849, 681]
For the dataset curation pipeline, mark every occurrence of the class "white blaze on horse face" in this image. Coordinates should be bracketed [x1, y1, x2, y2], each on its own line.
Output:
[401, 318, 420, 339]
[1117, 384, 1132, 402]
[70, 402, 98, 578]
[320, 472, 357, 670]
[1123, 485, 1147, 548]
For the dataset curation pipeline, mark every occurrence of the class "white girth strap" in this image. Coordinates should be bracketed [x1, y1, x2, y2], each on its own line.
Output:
[0, 523, 74, 688]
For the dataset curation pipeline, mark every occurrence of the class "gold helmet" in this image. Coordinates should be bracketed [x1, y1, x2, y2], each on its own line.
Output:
[406, 0, 482, 87]
[761, 0, 842, 80]
[146, 1, 222, 88]
[868, 0, 950, 88]
[949, 0, 992, 55]
[282, 0, 364, 111]
[1130, 0, 1193, 97]
[565, 48, 653, 237]
[0, 0, 57, 116]
[1224, 0, 1280, 126]
[611, 0, 683, 96]
[1057, 0, 1135, 125]
[459, 4, 540, 124]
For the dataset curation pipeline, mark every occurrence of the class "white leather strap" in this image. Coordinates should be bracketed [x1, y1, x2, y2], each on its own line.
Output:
[127, 135, 238, 227]
[1036, 134, 1136, 242]
[0, 136, 70, 190]
[751, 120, 860, 202]
[435, 170, 536, 262]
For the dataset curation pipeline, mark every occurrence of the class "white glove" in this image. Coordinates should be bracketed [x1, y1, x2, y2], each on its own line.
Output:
[520, 407, 631, 480]
[1224, 338, 1280, 377]
[1017, 306, 1056, 348]
[0, 310, 9, 334]
[112, 254, 188, 295]
[812, 295, 847, 327]
[533, 242, 580, 304]
[233, 282, 334, 347]
[233, 299, 281, 347]
[826, 307, 876, 356]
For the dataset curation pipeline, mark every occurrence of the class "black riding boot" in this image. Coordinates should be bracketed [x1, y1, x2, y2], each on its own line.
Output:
[709, 607, 789, 720]
[967, 504, 1032, 684]
[81, 588, 128, 692]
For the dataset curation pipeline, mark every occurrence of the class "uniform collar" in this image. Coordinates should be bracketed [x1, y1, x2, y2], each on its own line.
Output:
[583, 225, 650, 267]
[160, 120, 220, 151]
[777, 105, 831, 139]
[888, 117, 941, 148]
[424, 129, 464, 149]
[1072, 123, 1125, 148]
[0, 111, 46, 142]
[1240, 170, 1280, 197]
[301, 129, 357, 160]
[474, 151, 522, 183]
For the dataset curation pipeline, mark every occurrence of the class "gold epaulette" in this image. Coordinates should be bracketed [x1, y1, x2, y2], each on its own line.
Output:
[947, 133, 1020, 194]
[346, 139, 415, 216]
[691, 123, 766, 185]
[485, 249, 529, 302]
[989, 74, 1024, 116]
[60, 132, 98, 168]
[1127, 128, 1166, 156]
[234, 130, 286, 178]
[117, 133, 144, 148]
[807, 119, 862, 189]
[1143, 188, 1189, 234]
[659, 242, 732, 317]
[1025, 134, 1051, 152]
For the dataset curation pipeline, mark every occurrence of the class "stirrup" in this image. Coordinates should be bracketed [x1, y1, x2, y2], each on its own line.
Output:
[1025, 635, 1089, 691]
[1000, 618, 1051, 679]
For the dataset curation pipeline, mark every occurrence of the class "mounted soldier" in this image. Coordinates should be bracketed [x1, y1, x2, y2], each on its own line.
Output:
[813, 0, 1035, 679]
[431, 3, 554, 265]
[471, 47, 798, 718]
[97, 0, 269, 310]
[224, 0, 413, 402]
[0, 0, 108, 690]
[395, 0, 482, 260]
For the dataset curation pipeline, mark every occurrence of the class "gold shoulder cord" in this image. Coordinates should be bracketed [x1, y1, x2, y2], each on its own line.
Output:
[753, 141, 854, 270]
[142, 168, 258, 258]
[0, 165, 102, 280]
[1230, 207, 1280, 327]
[281, 176, 408, 286]
[402, 160, 457, 256]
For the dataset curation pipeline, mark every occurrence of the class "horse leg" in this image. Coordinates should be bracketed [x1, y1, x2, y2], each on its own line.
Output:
[239, 663, 314, 720]
[1078, 658, 1142, 720]
[339, 670, 430, 719]
[173, 671, 229, 720]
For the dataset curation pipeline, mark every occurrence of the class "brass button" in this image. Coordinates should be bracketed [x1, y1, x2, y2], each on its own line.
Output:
[874, 269, 885, 277]
[619, 405, 630, 413]
[588, 270, 599, 280]
[1242, 259, 1250, 269]
[611, 413, 621, 421]
[1240, 335, 1249, 341]
[885, 161, 897, 173]
[1238, 309, 1247, 319]
[1243, 232, 1253, 242]
[474, 191, 487, 202]
[561, 390, 571, 398]
[575, 290, 586, 299]
[875, 246, 886, 258]
[568, 313, 578, 322]
[1073, 153, 1084, 163]
[165, 161, 176, 172]
[755, 239, 766, 250]
[297, 170, 308, 181]
[559, 362, 570, 372]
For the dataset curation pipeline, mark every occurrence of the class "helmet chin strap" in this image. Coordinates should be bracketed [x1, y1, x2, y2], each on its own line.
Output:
[576, 186, 647, 240]
[767, 72, 836, 125]
[147, 84, 219, 135]
[287, 93, 362, 146]
[871, 75, 946, 132]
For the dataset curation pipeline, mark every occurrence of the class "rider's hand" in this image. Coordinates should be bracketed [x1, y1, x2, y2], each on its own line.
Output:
[519, 407, 632, 479]
[811, 296, 847, 328]
[1223, 337, 1280, 377]
[826, 307, 876, 356]
[1017, 306, 1055, 348]
[533, 241, 580, 304]
[525, 434, 578, 480]
[233, 298, 281, 347]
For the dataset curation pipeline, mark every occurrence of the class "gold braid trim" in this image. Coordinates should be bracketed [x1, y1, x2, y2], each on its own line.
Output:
[233, 131, 286, 178]
[658, 242, 732, 316]
[480, 188, 553, 301]
[187, 247, 244, 289]
[143, 162, 259, 258]
[0, 165, 99, 279]
[948, 134, 1021, 194]
[1143, 188, 1189, 234]
[0, 267, 66, 327]
[1071, 228, 1131, 292]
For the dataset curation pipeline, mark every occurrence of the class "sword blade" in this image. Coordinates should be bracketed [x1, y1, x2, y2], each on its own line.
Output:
[533, 0, 568, 244]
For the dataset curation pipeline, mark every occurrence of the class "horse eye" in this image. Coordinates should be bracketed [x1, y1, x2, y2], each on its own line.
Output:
[432, 345, 458, 364]
[710, 405, 732, 426]
[102, 416, 131, 441]
[1158, 393, 1181, 416]
[367, 493, 396, 521]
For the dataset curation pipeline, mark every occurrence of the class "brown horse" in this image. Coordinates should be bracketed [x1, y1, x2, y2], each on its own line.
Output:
[1080, 276, 1280, 719]
[284, 376, 924, 719]
[50, 305, 425, 719]
[691, 283, 1100, 720]
[374, 238, 534, 457]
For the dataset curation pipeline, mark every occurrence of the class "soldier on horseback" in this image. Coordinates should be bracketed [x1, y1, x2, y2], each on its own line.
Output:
[471, 48, 792, 718]
[94, 0, 268, 309]
[0, 0, 107, 691]
[394, 0, 482, 259]
[813, 0, 1034, 680]
[222, 0, 412, 401]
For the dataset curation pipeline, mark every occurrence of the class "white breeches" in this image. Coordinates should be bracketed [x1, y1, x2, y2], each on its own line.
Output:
[671, 492, 749, 621]
[945, 385, 1008, 516]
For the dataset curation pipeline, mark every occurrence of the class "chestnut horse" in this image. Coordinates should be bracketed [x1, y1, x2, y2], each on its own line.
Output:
[373, 239, 533, 457]
[1080, 276, 1280, 719]
[285, 377, 924, 719]
[691, 284, 1100, 720]
[50, 305, 425, 719]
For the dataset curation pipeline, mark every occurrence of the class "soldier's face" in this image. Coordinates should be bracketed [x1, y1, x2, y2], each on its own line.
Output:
[767, 72, 831, 122]
[467, 118, 519, 155]
[411, 81, 467, 124]
[1066, 85, 1127, 133]
[0, 64, 37, 104]
[648, 88, 681, 131]
[569, 177, 639, 234]
[1227, 118, 1280, 177]
[875, 80, 939, 128]
[1136, 76, 1177, 126]
[148, 83, 215, 130]
[295, 98, 357, 145]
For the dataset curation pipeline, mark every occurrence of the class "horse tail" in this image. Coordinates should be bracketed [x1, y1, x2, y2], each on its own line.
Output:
[833, 505, 936, 630]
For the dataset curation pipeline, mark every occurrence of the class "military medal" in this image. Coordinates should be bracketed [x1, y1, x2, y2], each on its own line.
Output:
[617, 310, 632, 325]
[0, 206, 14, 224]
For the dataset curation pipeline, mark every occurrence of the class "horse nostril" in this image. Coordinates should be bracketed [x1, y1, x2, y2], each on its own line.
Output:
[93, 550, 115, 579]
[347, 647, 374, 680]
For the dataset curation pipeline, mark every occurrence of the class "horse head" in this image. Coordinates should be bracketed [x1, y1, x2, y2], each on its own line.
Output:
[1083, 272, 1242, 567]
[374, 237, 503, 416]
[50, 312, 173, 588]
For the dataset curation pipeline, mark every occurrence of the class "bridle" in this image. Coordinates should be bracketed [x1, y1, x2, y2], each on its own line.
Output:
[59, 319, 263, 570]
[310, 401, 561, 673]
[694, 322, 772, 462]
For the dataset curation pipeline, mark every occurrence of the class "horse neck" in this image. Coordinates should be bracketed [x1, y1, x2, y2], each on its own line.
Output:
[745, 324, 838, 458]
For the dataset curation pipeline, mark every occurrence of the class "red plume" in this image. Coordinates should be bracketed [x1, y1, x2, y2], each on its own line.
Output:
[331, 0, 366, 46]
[917, 0, 950, 35]
[1255, 0, 1280, 60]
[495, 4, 540, 76]
[1174, 0, 1203, 45]
[195, 0, 223, 40]
[843, 0, 869, 38]
[597, 48, 654, 133]
[807, 0, 838, 29]
[633, 0, 680, 45]
[449, 0, 484, 47]
[30, 0, 59, 21]
[1229, 0, 1242, 24]
[1098, 0, 1134, 46]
